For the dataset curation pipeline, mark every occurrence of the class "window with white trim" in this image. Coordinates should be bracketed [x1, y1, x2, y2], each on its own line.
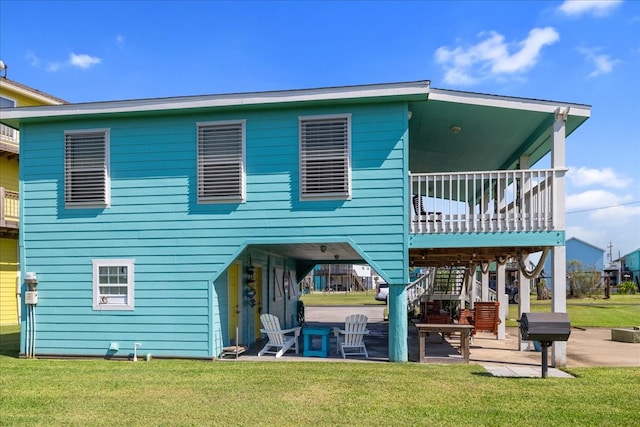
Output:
[92, 259, 135, 310]
[0, 96, 17, 140]
[64, 129, 110, 208]
[299, 114, 351, 200]
[197, 120, 246, 203]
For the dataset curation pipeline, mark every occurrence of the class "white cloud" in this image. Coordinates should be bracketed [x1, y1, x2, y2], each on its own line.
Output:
[559, 0, 622, 17]
[566, 189, 622, 210]
[26, 52, 61, 72]
[566, 190, 640, 256]
[69, 53, 102, 69]
[567, 189, 639, 221]
[589, 201, 640, 222]
[116, 34, 125, 46]
[566, 225, 607, 247]
[435, 27, 559, 85]
[46, 63, 62, 72]
[577, 47, 620, 77]
[567, 166, 632, 188]
[25, 52, 40, 67]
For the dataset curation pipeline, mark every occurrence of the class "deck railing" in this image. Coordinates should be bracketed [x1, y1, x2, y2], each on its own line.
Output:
[0, 188, 19, 228]
[0, 124, 19, 153]
[411, 169, 563, 234]
[406, 270, 432, 312]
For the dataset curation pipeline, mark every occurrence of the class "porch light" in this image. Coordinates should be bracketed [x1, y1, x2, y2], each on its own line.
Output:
[450, 126, 461, 134]
[320, 245, 327, 253]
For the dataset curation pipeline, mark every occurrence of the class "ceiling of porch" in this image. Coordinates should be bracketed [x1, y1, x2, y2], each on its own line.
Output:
[407, 89, 590, 174]
[252, 242, 364, 264]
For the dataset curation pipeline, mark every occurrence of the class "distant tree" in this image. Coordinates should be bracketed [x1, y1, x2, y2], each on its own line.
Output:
[536, 278, 549, 300]
[567, 260, 601, 298]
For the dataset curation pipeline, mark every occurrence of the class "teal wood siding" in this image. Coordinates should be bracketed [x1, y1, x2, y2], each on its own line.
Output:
[19, 102, 408, 358]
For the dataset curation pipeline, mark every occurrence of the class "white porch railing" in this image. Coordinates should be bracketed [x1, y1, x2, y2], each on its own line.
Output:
[0, 124, 19, 152]
[0, 187, 19, 227]
[406, 270, 432, 312]
[411, 169, 563, 234]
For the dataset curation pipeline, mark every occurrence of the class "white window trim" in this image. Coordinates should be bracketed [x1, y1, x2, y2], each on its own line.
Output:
[0, 95, 17, 140]
[92, 259, 135, 311]
[299, 113, 352, 201]
[64, 128, 111, 209]
[196, 119, 246, 204]
[0, 94, 17, 106]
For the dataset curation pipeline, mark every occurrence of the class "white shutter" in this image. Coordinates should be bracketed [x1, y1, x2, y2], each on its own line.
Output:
[197, 121, 245, 202]
[300, 115, 350, 199]
[64, 130, 109, 207]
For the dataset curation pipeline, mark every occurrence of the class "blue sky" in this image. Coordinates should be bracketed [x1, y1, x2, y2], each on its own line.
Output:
[1, 0, 638, 258]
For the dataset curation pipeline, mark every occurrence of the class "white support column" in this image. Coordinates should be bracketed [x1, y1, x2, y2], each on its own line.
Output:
[552, 246, 568, 366]
[466, 268, 474, 308]
[551, 108, 568, 367]
[497, 262, 506, 339]
[552, 108, 567, 231]
[481, 269, 489, 304]
[518, 266, 531, 350]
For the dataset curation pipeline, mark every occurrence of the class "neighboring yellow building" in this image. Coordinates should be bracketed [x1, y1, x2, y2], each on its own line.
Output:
[0, 69, 65, 325]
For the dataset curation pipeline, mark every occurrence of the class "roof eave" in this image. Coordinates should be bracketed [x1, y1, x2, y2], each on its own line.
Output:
[429, 87, 591, 118]
[0, 77, 67, 105]
[0, 80, 431, 128]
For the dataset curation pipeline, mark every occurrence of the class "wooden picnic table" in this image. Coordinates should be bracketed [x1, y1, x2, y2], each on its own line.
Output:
[415, 323, 474, 363]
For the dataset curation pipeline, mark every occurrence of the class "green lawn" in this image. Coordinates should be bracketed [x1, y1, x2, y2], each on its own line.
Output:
[301, 290, 382, 306]
[301, 291, 640, 328]
[2, 294, 639, 426]
[1, 345, 639, 426]
[507, 294, 640, 327]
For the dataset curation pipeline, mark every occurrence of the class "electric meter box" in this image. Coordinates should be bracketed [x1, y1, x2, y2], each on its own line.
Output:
[25, 291, 38, 305]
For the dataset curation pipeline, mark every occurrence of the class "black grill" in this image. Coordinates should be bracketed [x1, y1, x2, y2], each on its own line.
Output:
[520, 312, 571, 378]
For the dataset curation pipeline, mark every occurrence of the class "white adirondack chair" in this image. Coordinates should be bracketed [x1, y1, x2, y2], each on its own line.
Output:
[258, 313, 301, 358]
[333, 313, 370, 359]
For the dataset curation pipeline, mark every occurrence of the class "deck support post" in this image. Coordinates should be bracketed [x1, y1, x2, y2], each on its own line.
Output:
[551, 108, 568, 367]
[481, 269, 489, 305]
[388, 283, 408, 362]
[497, 263, 506, 339]
[518, 265, 531, 350]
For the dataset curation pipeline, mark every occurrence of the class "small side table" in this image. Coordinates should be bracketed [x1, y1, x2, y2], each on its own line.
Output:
[302, 326, 331, 357]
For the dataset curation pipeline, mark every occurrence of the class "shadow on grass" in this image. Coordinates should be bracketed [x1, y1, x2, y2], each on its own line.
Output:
[0, 332, 20, 358]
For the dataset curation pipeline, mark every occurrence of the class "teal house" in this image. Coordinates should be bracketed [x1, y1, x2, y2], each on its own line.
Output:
[0, 80, 590, 364]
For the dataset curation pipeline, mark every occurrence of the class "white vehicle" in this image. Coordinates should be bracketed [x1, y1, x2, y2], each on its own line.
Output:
[375, 283, 389, 303]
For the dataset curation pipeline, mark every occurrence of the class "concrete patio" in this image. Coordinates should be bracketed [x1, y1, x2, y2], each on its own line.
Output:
[225, 305, 640, 377]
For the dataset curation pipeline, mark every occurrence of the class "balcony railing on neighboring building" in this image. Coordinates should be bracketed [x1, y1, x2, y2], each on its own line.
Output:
[0, 124, 19, 154]
[0, 188, 19, 229]
[411, 169, 562, 234]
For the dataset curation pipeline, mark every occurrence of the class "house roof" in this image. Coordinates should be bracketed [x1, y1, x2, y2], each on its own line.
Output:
[0, 76, 67, 105]
[0, 80, 430, 128]
[566, 237, 605, 252]
[0, 78, 591, 174]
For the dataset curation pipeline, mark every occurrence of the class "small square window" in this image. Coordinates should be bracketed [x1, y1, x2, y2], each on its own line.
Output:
[92, 259, 134, 310]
